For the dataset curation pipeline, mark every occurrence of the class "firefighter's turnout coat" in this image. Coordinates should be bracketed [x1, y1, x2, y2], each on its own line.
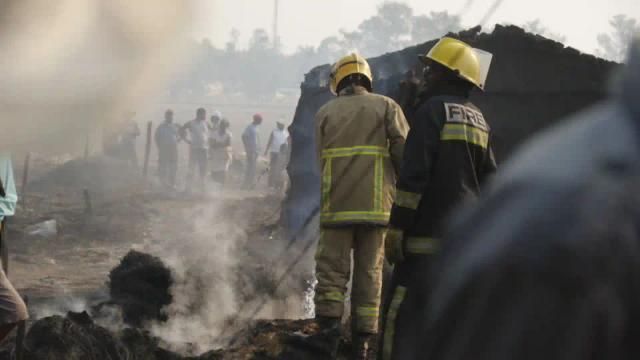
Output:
[316, 85, 409, 227]
[313, 85, 409, 334]
[389, 88, 497, 248]
[382, 88, 496, 359]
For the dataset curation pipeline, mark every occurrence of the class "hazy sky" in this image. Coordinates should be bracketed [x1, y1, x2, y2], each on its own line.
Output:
[191, 0, 640, 56]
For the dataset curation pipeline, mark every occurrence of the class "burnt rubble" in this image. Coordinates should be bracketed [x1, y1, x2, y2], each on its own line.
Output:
[108, 250, 173, 327]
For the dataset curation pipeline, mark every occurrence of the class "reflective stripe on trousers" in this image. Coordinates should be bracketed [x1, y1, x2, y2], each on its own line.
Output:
[405, 236, 440, 255]
[383, 286, 407, 360]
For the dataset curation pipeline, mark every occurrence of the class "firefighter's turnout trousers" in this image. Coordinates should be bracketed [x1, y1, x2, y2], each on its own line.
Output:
[315, 226, 385, 334]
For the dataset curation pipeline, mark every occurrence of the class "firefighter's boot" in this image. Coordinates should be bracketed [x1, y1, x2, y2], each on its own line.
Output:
[305, 316, 341, 358]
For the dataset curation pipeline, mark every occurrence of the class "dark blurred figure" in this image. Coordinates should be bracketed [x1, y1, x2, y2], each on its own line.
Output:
[397, 69, 421, 125]
[154, 109, 180, 188]
[241, 113, 263, 189]
[381, 37, 496, 360]
[406, 38, 640, 360]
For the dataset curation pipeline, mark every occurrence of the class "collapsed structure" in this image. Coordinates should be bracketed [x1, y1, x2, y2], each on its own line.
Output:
[285, 25, 618, 233]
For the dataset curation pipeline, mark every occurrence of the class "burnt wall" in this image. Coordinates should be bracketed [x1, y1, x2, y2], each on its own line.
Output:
[286, 25, 618, 234]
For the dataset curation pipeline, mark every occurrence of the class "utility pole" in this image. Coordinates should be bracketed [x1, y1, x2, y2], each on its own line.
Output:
[273, 0, 280, 50]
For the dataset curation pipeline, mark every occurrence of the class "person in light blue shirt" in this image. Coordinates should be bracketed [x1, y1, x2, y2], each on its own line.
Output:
[0, 155, 28, 342]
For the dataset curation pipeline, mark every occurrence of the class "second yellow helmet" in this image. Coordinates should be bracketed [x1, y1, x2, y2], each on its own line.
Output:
[421, 37, 484, 90]
[330, 53, 373, 94]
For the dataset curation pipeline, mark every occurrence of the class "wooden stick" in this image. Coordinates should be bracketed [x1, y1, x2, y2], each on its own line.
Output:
[20, 153, 30, 206]
[143, 121, 152, 178]
[83, 189, 93, 216]
[84, 131, 90, 159]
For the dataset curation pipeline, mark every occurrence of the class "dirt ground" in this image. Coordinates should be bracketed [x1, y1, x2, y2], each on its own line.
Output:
[6, 154, 302, 321]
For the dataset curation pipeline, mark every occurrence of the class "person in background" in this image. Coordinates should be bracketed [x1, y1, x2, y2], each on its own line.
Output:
[209, 110, 222, 132]
[181, 108, 209, 192]
[154, 109, 180, 188]
[272, 137, 291, 193]
[0, 155, 28, 343]
[241, 113, 263, 189]
[118, 110, 141, 166]
[264, 120, 289, 190]
[209, 119, 233, 187]
[397, 69, 421, 125]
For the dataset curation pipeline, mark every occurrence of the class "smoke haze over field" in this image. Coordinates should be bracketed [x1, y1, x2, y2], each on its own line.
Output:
[0, 0, 194, 155]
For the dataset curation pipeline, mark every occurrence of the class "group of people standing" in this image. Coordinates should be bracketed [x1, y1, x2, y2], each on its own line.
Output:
[153, 107, 289, 193]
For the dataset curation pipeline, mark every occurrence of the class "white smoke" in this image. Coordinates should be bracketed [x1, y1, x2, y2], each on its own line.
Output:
[146, 197, 312, 355]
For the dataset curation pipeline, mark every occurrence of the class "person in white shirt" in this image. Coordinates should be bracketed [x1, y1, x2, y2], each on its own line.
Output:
[264, 121, 290, 189]
[180, 108, 209, 192]
[241, 113, 263, 189]
[209, 119, 233, 186]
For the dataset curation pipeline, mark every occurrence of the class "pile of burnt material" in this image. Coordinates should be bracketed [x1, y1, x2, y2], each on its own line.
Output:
[0, 314, 348, 359]
[107, 250, 173, 327]
[286, 24, 619, 233]
[0, 251, 335, 359]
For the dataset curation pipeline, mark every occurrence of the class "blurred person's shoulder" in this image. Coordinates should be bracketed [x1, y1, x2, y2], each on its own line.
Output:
[492, 100, 640, 192]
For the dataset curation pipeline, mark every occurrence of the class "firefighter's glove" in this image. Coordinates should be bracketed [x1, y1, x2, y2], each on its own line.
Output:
[385, 228, 405, 265]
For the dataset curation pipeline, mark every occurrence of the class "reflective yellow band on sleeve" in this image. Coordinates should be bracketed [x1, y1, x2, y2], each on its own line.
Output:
[356, 306, 379, 318]
[441, 123, 489, 149]
[317, 291, 346, 303]
[405, 237, 440, 255]
[383, 286, 407, 360]
[321, 211, 390, 224]
[395, 190, 422, 210]
[322, 145, 390, 159]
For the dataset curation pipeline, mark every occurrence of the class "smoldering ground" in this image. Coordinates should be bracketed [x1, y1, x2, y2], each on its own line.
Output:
[144, 196, 314, 354]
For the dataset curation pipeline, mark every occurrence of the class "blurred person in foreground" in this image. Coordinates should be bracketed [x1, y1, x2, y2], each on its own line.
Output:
[209, 119, 233, 187]
[311, 53, 408, 359]
[382, 37, 496, 360]
[0, 155, 28, 343]
[264, 120, 290, 190]
[154, 109, 180, 188]
[405, 36, 640, 360]
[241, 113, 263, 189]
[181, 108, 209, 193]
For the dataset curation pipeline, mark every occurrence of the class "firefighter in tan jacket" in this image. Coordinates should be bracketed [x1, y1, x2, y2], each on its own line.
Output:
[313, 53, 409, 359]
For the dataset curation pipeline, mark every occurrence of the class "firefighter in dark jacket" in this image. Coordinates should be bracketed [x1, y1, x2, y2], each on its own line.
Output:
[409, 36, 640, 360]
[381, 37, 497, 360]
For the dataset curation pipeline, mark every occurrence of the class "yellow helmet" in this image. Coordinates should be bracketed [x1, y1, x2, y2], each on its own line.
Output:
[421, 37, 483, 90]
[330, 53, 373, 94]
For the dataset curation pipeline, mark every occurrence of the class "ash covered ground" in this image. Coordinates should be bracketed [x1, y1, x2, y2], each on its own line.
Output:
[1, 154, 326, 359]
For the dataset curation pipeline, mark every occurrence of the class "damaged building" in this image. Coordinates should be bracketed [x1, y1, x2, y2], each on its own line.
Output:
[285, 25, 618, 234]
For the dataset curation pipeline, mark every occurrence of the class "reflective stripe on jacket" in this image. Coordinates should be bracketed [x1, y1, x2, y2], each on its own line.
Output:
[316, 86, 409, 226]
